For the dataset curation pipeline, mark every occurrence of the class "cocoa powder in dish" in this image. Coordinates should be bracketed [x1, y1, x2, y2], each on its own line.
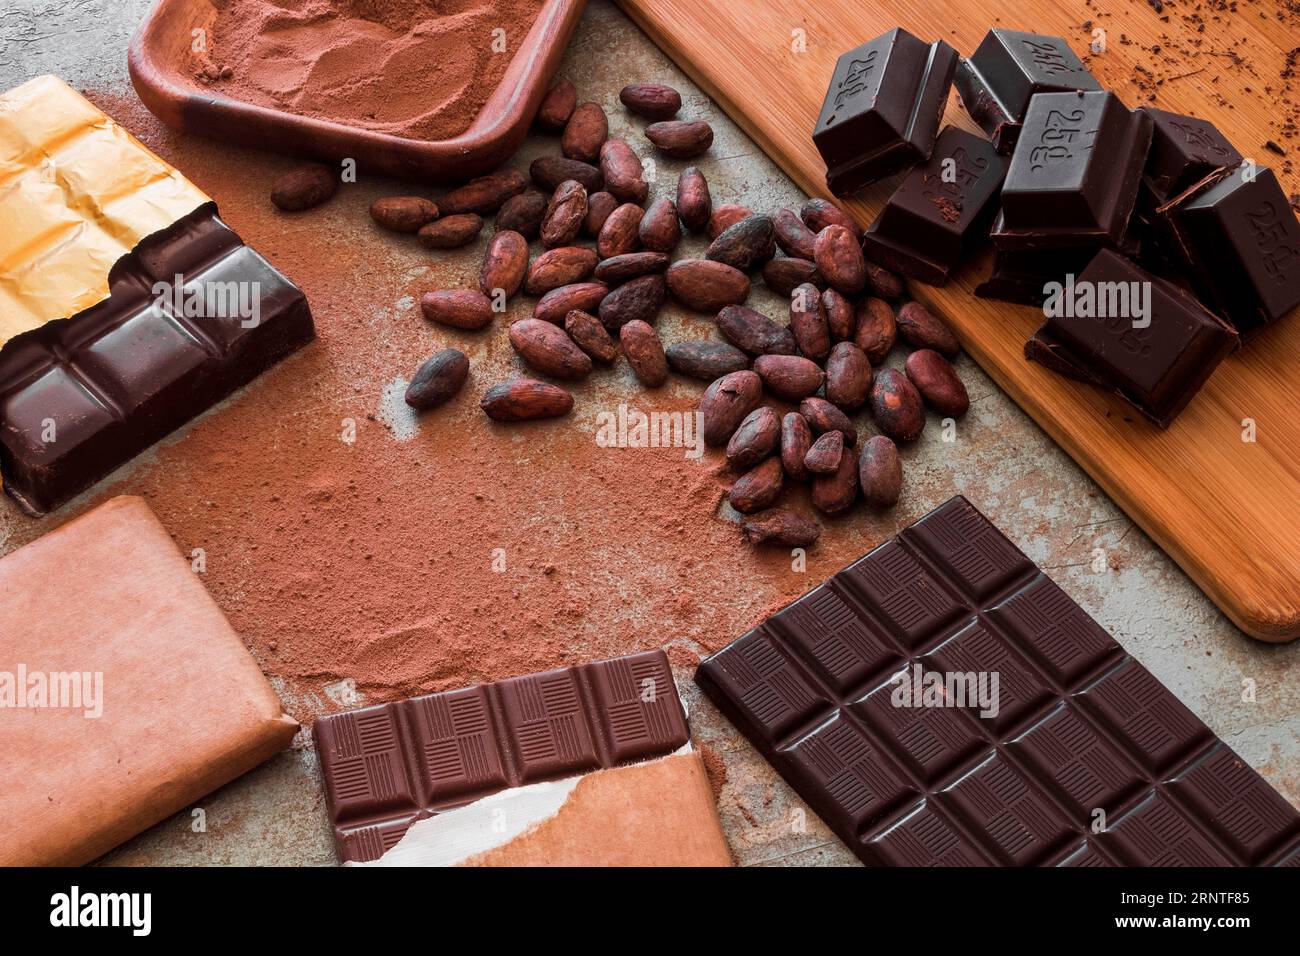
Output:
[198, 0, 547, 142]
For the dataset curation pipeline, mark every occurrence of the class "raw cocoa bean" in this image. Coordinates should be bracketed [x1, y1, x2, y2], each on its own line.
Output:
[270, 163, 337, 211]
[803, 430, 844, 475]
[823, 287, 856, 343]
[496, 190, 547, 239]
[440, 170, 527, 215]
[534, 282, 609, 324]
[537, 78, 577, 132]
[540, 180, 588, 247]
[853, 297, 897, 364]
[870, 367, 925, 442]
[620, 320, 669, 387]
[897, 301, 960, 358]
[858, 435, 901, 509]
[525, 247, 598, 295]
[481, 378, 573, 421]
[508, 318, 593, 381]
[370, 196, 438, 232]
[599, 275, 666, 331]
[800, 197, 860, 238]
[597, 202, 644, 258]
[418, 213, 483, 249]
[716, 304, 796, 356]
[639, 198, 681, 253]
[599, 139, 649, 204]
[561, 102, 608, 163]
[780, 412, 814, 482]
[564, 310, 619, 364]
[905, 349, 969, 416]
[619, 83, 682, 120]
[824, 342, 872, 411]
[761, 257, 821, 296]
[666, 259, 750, 312]
[404, 348, 469, 410]
[811, 450, 859, 516]
[707, 215, 776, 271]
[421, 289, 494, 330]
[754, 354, 825, 400]
[645, 120, 714, 158]
[593, 252, 670, 285]
[582, 191, 619, 237]
[676, 167, 712, 233]
[665, 341, 750, 381]
[773, 208, 819, 260]
[789, 282, 831, 361]
[799, 397, 856, 444]
[530, 155, 603, 193]
[479, 230, 529, 299]
[814, 224, 867, 294]
[865, 260, 905, 299]
[699, 370, 762, 446]
[708, 204, 752, 240]
[726, 406, 781, 471]
[740, 509, 821, 547]
[729, 457, 783, 514]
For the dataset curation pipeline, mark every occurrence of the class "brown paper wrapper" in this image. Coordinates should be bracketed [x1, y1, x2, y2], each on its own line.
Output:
[0, 496, 297, 866]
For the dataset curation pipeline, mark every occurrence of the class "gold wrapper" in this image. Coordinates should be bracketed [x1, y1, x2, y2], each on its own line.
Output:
[0, 75, 209, 346]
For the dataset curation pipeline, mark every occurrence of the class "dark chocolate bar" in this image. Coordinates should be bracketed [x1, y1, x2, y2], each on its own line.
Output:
[1139, 107, 1241, 209]
[955, 29, 1101, 154]
[975, 247, 1093, 306]
[995, 91, 1152, 252]
[1165, 166, 1300, 338]
[0, 204, 314, 516]
[696, 496, 1300, 866]
[1025, 249, 1238, 427]
[813, 28, 958, 196]
[862, 126, 1007, 285]
[314, 650, 689, 863]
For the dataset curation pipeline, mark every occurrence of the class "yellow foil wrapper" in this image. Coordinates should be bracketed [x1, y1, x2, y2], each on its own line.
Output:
[0, 75, 209, 347]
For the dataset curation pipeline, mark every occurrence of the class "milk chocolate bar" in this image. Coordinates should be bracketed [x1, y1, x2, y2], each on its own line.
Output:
[314, 650, 690, 863]
[813, 28, 958, 196]
[696, 496, 1300, 866]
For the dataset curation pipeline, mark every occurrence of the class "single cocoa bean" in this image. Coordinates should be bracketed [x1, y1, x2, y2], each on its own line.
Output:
[530, 155, 603, 193]
[594, 252, 670, 285]
[597, 202, 644, 258]
[740, 509, 821, 547]
[789, 282, 830, 361]
[582, 191, 619, 237]
[870, 367, 926, 442]
[773, 208, 819, 260]
[540, 180, 588, 247]
[405, 349, 469, 410]
[537, 78, 577, 132]
[496, 190, 547, 239]
[905, 349, 969, 416]
[726, 406, 781, 471]
[707, 204, 752, 240]
[599, 139, 649, 203]
[729, 457, 783, 514]
[534, 282, 609, 324]
[561, 102, 608, 163]
[481, 378, 573, 421]
[676, 167, 712, 233]
[800, 197, 860, 238]
[509, 318, 593, 380]
[666, 259, 750, 312]
[440, 169, 527, 215]
[620, 320, 669, 387]
[479, 230, 529, 299]
[525, 247, 598, 295]
[803, 430, 844, 475]
[707, 215, 776, 271]
[858, 435, 902, 509]
[665, 341, 750, 381]
[800, 397, 856, 444]
[762, 257, 821, 296]
[418, 213, 483, 249]
[814, 224, 867, 294]
[716, 304, 796, 356]
[370, 196, 438, 232]
[619, 83, 682, 120]
[699, 370, 762, 446]
[853, 297, 897, 364]
[811, 450, 859, 515]
[865, 260, 905, 299]
[780, 412, 814, 481]
[639, 198, 681, 253]
[754, 354, 825, 401]
[270, 163, 337, 211]
[896, 301, 960, 358]
[823, 287, 856, 343]
[564, 310, 619, 364]
[599, 274, 666, 331]
[645, 119, 714, 158]
[824, 342, 872, 411]
[421, 289, 494, 330]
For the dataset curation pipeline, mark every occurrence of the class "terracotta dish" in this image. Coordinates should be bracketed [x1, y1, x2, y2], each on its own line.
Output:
[128, 0, 586, 182]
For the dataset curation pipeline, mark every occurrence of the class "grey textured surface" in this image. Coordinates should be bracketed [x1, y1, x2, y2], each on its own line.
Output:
[1, 0, 1295, 868]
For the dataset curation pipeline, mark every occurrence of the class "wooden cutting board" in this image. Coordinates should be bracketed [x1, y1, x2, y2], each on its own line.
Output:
[616, 0, 1300, 642]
